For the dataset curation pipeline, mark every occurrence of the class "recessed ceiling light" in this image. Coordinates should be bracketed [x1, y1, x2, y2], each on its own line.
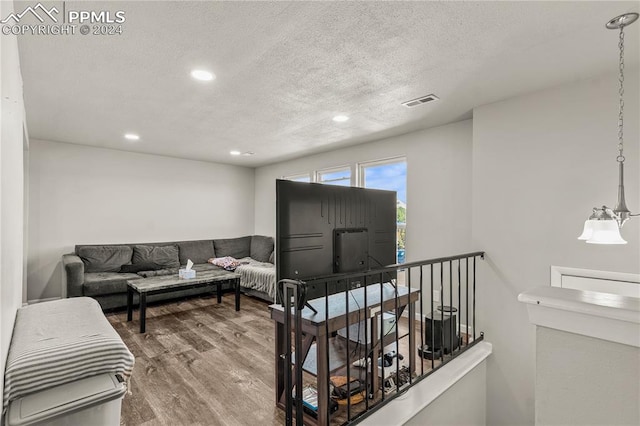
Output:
[332, 115, 349, 122]
[124, 133, 140, 141]
[190, 69, 215, 82]
[230, 150, 241, 156]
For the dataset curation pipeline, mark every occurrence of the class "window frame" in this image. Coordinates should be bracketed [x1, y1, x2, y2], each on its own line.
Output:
[316, 165, 354, 186]
[357, 156, 407, 264]
[356, 156, 407, 189]
[282, 172, 312, 183]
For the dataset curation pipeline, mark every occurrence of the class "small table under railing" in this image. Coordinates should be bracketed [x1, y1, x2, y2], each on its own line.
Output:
[269, 283, 419, 426]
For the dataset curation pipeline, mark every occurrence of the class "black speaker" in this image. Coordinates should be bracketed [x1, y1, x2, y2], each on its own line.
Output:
[423, 307, 459, 355]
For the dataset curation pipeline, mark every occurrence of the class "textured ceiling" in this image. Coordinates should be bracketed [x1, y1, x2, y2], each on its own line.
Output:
[15, 1, 640, 167]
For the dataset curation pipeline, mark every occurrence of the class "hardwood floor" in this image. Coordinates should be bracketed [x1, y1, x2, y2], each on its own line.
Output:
[106, 294, 286, 426]
[107, 293, 464, 425]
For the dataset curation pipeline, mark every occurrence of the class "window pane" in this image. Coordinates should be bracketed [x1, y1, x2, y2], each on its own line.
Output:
[318, 169, 351, 186]
[362, 162, 407, 202]
[361, 160, 407, 263]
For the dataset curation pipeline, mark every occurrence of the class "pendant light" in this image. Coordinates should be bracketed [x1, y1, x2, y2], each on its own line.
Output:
[578, 12, 638, 245]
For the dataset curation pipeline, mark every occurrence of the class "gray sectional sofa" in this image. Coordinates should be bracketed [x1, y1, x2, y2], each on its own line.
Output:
[62, 236, 276, 310]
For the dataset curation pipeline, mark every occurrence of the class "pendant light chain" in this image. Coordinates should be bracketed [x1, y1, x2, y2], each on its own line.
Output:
[617, 26, 625, 163]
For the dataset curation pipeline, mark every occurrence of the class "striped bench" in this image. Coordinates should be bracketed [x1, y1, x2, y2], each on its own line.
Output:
[3, 297, 134, 411]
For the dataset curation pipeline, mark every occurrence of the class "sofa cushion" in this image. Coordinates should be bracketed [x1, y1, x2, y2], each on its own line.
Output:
[214, 237, 251, 259]
[78, 246, 133, 273]
[251, 235, 274, 263]
[177, 240, 215, 265]
[84, 272, 142, 296]
[133, 245, 180, 268]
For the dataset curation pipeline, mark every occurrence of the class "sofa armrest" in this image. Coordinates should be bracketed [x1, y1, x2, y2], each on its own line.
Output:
[63, 254, 84, 297]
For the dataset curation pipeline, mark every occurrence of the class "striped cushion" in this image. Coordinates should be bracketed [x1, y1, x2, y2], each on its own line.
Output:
[2, 297, 134, 409]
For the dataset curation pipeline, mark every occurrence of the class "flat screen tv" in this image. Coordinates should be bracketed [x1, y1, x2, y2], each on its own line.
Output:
[276, 180, 397, 301]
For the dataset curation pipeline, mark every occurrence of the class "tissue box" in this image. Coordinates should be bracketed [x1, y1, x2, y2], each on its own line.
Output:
[179, 268, 196, 279]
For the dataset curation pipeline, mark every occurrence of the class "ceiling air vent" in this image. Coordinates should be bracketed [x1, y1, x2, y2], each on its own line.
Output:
[402, 94, 440, 108]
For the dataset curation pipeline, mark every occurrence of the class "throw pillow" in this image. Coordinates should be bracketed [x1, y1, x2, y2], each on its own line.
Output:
[132, 245, 180, 268]
[78, 245, 133, 273]
[250, 235, 274, 263]
[268, 250, 275, 264]
[208, 256, 245, 271]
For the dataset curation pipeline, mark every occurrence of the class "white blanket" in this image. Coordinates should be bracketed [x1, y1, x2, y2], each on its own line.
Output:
[237, 257, 276, 300]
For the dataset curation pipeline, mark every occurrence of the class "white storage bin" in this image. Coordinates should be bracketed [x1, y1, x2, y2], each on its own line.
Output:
[6, 373, 126, 426]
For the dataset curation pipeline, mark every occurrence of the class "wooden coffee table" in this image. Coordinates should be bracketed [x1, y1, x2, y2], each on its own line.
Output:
[126, 270, 241, 333]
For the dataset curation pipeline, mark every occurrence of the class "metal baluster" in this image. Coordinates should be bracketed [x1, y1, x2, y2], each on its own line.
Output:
[439, 262, 444, 361]
[379, 272, 385, 400]
[293, 284, 303, 426]
[430, 264, 434, 369]
[419, 265, 424, 376]
[465, 257, 469, 347]
[395, 269, 401, 392]
[345, 279, 351, 421]
[473, 256, 476, 341]
[324, 281, 330, 424]
[449, 260, 453, 360]
[364, 272, 370, 407]
[457, 259, 461, 352]
[283, 285, 293, 426]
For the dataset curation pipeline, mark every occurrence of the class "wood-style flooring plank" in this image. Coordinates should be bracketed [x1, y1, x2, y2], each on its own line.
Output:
[120, 376, 157, 425]
[107, 293, 453, 425]
[108, 294, 287, 426]
[133, 354, 220, 425]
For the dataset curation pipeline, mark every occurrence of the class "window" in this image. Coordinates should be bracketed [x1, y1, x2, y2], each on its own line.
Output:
[359, 158, 407, 264]
[317, 167, 351, 186]
[284, 173, 311, 183]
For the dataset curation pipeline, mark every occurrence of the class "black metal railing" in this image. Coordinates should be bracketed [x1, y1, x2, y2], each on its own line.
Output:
[277, 251, 485, 425]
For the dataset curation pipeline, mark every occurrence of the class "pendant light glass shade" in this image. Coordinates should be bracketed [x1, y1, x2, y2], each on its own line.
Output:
[585, 220, 627, 244]
[578, 220, 596, 240]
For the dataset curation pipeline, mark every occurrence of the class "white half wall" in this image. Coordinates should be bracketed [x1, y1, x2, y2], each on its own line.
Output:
[27, 140, 255, 301]
[536, 326, 639, 426]
[405, 357, 487, 426]
[361, 341, 491, 426]
[472, 70, 640, 425]
[254, 119, 475, 262]
[1, 0, 27, 404]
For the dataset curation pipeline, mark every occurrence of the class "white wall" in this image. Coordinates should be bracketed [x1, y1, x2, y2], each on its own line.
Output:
[255, 119, 475, 262]
[1, 0, 27, 405]
[405, 359, 486, 426]
[536, 326, 639, 426]
[28, 140, 256, 301]
[472, 70, 640, 425]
